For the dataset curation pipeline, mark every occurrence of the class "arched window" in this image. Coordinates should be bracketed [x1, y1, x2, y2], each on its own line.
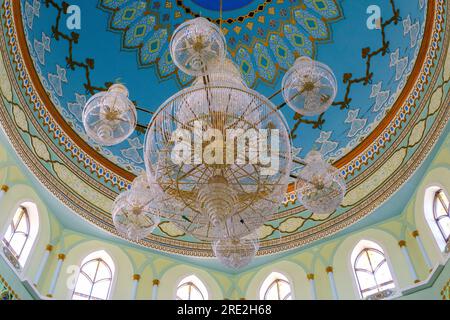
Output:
[72, 250, 115, 300]
[2, 203, 39, 267]
[433, 189, 450, 242]
[176, 275, 208, 300]
[351, 240, 395, 299]
[260, 272, 292, 300]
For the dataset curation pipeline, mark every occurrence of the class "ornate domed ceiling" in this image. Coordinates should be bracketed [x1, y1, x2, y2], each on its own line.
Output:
[0, 0, 448, 257]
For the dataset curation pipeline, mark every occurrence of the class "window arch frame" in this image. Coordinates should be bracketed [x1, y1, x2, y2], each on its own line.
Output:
[424, 185, 450, 252]
[71, 250, 115, 300]
[1, 202, 40, 268]
[259, 271, 293, 300]
[175, 275, 209, 300]
[433, 189, 450, 243]
[2, 205, 30, 260]
[350, 240, 396, 299]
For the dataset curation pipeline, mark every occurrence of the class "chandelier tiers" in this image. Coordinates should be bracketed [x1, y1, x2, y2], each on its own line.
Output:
[296, 151, 346, 215]
[82, 16, 346, 269]
[282, 56, 338, 116]
[170, 17, 227, 76]
[82, 84, 137, 146]
[144, 60, 293, 241]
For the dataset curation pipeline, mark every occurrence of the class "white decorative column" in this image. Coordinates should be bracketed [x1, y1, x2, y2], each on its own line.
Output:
[326, 266, 338, 300]
[131, 274, 140, 300]
[412, 231, 433, 271]
[307, 273, 317, 300]
[0, 185, 9, 201]
[152, 279, 160, 300]
[399, 240, 420, 284]
[33, 244, 53, 286]
[47, 253, 66, 298]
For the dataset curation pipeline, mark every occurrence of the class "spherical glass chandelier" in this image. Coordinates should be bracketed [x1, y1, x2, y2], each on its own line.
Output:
[212, 236, 259, 269]
[82, 84, 137, 146]
[170, 17, 227, 76]
[282, 57, 337, 116]
[112, 190, 160, 241]
[296, 151, 346, 215]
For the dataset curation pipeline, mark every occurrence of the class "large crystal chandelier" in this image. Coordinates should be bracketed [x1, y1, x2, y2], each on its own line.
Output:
[144, 53, 292, 243]
[82, 17, 345, 269]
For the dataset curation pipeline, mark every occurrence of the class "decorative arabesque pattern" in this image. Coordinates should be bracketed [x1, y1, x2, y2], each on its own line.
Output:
[99, 0, 342, 87]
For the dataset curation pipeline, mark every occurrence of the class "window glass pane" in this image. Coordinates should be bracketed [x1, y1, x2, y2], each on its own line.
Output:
[95, 262, 112, 282]
[278, 282, 291, 300]
[82, 261, 99, 281]
[74, 273, 93, 296]
[356, 270, 376, 291]
[265, 286, 279, 300]
[353, 241, 396, 298]
[438, 191, 449, 208]
[264, 280, 292, 300]
[11, 210, 23, 227]
[435, 200, 448, 218]
[260, 273, 292, 300]
[91, 280, 111, 300]
[176, 276, 208, 300]
[15, 216, 29, 234]
[3, 208, 30, 261]
[367, 250, 384, 268]
[374, 262, 393, 285]
[189, 286, 204, 300]
[438, 216, 450, 239]
[3, 227, 13, 242]
[9, 234, 27, 256]
[177, 285, 190, 300]
[355, 253, 371, 271]
[72, 253, 114, 300]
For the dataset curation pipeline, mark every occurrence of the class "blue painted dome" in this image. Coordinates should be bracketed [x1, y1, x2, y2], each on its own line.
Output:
[3, 0, 443, 256]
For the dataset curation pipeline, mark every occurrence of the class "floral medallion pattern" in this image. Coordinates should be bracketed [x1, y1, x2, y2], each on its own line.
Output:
[99, 0, 342, 87]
